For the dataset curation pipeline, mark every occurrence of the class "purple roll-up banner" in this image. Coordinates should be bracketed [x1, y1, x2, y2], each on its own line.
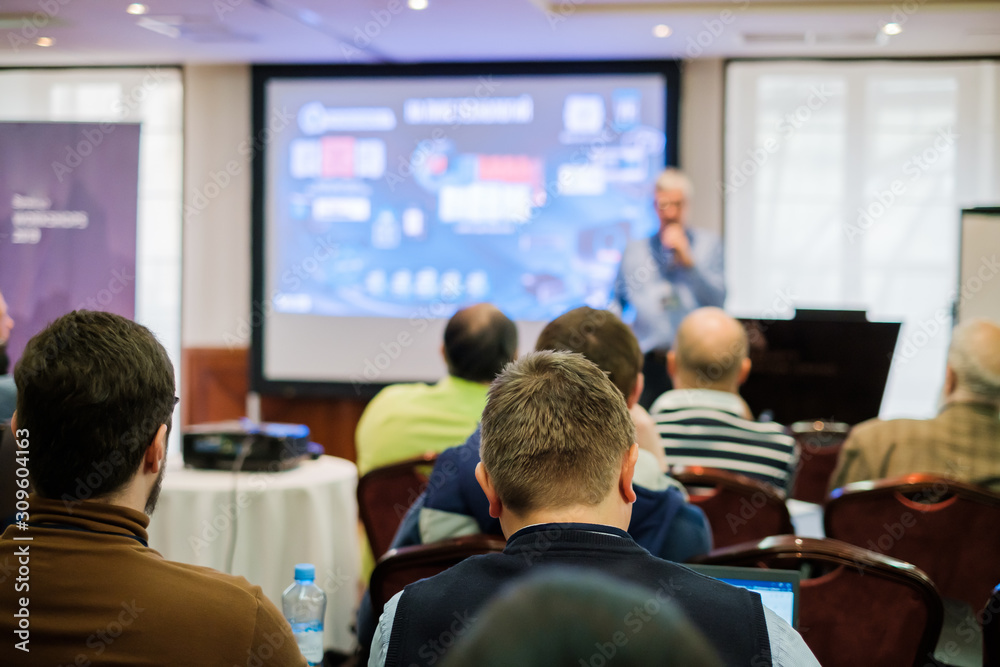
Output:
[0, 122, 141, 367]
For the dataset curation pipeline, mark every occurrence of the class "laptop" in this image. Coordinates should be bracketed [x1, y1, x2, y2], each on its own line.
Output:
[687, 563, 800, 629]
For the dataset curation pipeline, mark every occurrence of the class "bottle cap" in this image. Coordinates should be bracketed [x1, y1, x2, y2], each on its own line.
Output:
[294, 563, 316, 582]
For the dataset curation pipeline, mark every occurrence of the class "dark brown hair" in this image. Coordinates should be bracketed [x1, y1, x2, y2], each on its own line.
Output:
[15, 311, 175, 501]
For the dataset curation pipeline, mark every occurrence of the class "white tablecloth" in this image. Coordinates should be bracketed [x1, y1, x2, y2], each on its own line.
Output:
[147, 456, 361, 653]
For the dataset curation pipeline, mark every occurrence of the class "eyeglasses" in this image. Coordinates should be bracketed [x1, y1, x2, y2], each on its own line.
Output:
[655, 198, 687, 211]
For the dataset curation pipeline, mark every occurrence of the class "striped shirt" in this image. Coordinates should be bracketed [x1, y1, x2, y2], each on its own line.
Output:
[651, 389, 799, 492]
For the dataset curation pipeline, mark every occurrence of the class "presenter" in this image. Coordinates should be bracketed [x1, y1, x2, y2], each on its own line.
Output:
[611, 168, 726, 408]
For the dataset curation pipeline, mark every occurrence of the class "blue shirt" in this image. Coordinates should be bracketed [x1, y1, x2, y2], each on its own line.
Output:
[0, 375, 15, 424]
[612, 228, 726, 352]
[397, 426, 712, 564]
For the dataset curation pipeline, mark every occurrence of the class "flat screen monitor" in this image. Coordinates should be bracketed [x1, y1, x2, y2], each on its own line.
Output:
[251, 61, 680, 396]
[738, 309, 900, 425]
[686, 563, 800, 629]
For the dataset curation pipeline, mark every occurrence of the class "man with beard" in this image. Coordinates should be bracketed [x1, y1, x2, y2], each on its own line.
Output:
[0, 311, 306, 666]
[0, 289, 15, 423]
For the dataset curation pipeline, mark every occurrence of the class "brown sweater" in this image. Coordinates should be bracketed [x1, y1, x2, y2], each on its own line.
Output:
[0, 495, 307, 666]
[829, 401, 1000, 492]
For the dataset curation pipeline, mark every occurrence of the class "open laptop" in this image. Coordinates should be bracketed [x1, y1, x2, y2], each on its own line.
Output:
[687, 563, 800, 629]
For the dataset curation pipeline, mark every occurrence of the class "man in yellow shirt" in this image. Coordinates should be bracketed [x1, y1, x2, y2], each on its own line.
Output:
[355, 303, 517, 475]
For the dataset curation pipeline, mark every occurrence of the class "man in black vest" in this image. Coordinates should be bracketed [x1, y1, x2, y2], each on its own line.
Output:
[369, 350, 818, 667]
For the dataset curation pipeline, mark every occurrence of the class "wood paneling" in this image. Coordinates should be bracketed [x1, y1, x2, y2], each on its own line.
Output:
[260, 394, 366, 462]
[181, 347, 249, 426]
[181, 347, 367, 462]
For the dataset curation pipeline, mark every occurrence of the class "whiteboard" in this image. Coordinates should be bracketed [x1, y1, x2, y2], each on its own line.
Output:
[957, 208, 1000, 324]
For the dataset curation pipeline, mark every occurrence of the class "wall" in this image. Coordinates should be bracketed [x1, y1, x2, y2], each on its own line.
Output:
[182, 64, 253, 347]
[680, 58, 726, 236]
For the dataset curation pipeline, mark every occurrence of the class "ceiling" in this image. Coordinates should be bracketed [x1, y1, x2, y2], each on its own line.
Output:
[0, 0, 998, 67]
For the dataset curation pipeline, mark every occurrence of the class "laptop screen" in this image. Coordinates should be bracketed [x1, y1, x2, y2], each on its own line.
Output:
[686, 564, 800, 629]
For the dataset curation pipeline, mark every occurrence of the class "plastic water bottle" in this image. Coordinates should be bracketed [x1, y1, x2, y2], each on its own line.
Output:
[282, 563, 327, 666]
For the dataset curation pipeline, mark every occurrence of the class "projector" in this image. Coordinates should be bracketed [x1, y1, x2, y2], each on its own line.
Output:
[182, 420, 311, 472]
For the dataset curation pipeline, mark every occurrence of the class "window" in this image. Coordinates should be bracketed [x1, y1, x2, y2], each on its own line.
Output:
[725, 60, 1000, 418]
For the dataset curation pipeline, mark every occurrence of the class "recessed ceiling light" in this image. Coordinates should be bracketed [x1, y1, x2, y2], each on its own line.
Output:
[653, 24, 672, 38]
[35, 37, 55, 47]
[127, 3, 149, 15]
[408, 0, 428, 10]
[882, 22, 903, 36]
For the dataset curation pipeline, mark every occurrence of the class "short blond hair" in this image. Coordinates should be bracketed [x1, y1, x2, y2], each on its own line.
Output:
[655, 168, 693, 199]
[480, 351, 635, 514]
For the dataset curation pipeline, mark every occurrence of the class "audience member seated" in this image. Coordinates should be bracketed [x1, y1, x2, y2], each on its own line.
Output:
[395, 307, 708, 562]
[355, 303, 517, 475]
[368, 351, 819, 666]
[438, 570, 723, 667]
[0, 289, 16, 423]
[830, 317, 1000, 492]
[0, 311, 306, 666]
[650, 307, 799, 492]
[354, 308, 708, 658]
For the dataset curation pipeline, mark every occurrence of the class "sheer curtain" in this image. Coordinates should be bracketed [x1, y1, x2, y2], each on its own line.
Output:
[724, 60, 1000, 419]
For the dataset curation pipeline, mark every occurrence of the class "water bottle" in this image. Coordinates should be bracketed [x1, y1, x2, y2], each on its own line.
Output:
[282, 563, 327, 666]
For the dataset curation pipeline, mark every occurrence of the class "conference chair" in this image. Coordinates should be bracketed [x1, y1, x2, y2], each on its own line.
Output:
[672, 467, 794, 549]
[825, 474, 1000, 610]
[695, 535, 944, 667]
[357, 453, 438, 560]
[369, 534, 507, 617]
[788, 419, 850, 504]
[985, 584, 1000, 667]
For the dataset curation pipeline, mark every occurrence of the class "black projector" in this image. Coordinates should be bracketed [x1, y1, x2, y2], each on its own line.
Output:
[182, 420, 311, 471]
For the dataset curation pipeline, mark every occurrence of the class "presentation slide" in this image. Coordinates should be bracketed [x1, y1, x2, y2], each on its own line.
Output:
[259, 71, 668, 389]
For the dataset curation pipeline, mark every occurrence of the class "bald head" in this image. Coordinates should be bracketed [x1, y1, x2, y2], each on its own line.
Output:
[443, 303, 518, 384]
[669, 307, 750, 392]
[947, 318, 1000, 404]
